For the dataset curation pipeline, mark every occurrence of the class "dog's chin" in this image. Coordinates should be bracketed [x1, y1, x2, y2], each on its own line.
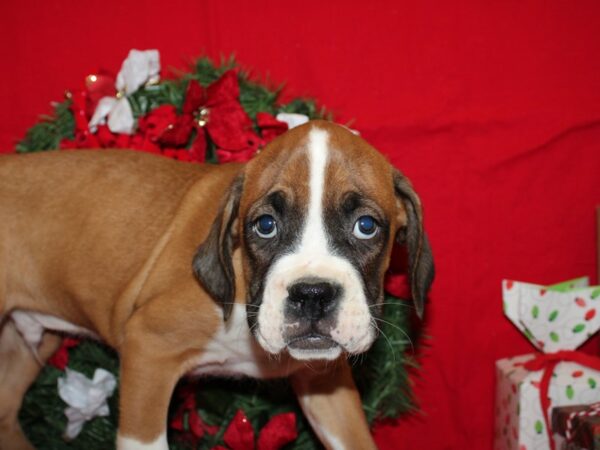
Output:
[285, 334, 341, 361]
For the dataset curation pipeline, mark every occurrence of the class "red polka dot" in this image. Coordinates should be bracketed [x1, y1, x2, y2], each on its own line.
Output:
[575, 297, 587, 307]
[572, 370, 584, 378]
[506, 280, 514, 289]
[585, 309, 596, 321]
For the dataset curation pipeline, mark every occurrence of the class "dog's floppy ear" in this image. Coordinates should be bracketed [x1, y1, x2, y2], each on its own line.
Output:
[393, 170, 434, 319]
[193, 173, 244, 321]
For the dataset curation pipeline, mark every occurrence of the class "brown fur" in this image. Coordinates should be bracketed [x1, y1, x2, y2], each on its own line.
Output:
[0, 121, 432, 449]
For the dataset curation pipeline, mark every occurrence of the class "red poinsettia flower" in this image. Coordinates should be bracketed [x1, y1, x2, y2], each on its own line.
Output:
[170, 384, 219, 443]
[175, 71, 262, 163]
[212, 409, 297, 450]
[256, 112, 288, 145]
[60, 68, 267, 165]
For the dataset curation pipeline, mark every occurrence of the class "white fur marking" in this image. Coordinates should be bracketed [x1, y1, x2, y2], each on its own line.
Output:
[303, 128, 329, 255]
[299, 394, 346, 450]
[191, 304, 306, 379]
[314, 424, 345, 450]
[117, 433, 168, 450]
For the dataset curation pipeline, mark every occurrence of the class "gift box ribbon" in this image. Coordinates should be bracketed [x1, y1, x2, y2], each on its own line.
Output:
[565, 402, 600, 442]
[523, 351, 600, 450]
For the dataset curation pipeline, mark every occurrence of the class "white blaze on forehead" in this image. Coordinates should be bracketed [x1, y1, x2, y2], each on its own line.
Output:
[256, 126, 375, 359]
[302, 128, 329, 253]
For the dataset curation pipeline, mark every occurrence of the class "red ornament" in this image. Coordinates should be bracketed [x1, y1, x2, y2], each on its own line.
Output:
[84, 71, 116, 117]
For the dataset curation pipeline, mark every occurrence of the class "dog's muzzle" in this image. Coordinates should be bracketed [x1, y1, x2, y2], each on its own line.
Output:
[284, 278, 342, 353]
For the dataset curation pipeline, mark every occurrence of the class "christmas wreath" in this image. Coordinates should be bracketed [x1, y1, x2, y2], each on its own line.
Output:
[16, 50, 417, 449]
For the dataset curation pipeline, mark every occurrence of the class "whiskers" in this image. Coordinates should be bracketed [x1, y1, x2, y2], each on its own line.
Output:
[371, 315, 414, 355]
[368, 302, 415, 310]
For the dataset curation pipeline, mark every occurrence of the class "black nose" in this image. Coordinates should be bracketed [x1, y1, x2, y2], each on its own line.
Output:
[287, 280, 341, 320]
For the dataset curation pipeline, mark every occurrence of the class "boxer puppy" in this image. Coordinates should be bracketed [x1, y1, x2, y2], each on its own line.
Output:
[0, 120, 433, 450]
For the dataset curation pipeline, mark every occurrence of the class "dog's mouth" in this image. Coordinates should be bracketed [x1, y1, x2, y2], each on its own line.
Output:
[286, 333, 342, 361]
[288, 333, 336, 350]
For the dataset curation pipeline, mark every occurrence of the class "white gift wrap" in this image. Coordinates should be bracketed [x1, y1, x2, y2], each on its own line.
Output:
[494, 354, 600, 450]
[502, 277, 600, 353]
[496, 278, 600, 450]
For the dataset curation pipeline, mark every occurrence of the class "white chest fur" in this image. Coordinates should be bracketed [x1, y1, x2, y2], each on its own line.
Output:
[189, 304, 305, 379]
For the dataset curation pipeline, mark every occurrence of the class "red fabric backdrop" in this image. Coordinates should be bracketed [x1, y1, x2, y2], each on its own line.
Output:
[1, 1, 600, 448]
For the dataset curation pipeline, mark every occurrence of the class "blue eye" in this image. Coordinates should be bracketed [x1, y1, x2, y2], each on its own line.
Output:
[254, 214, 277, 238]
[353, 216, 378, 239]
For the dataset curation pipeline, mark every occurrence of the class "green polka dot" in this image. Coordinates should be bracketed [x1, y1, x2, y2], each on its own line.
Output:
[588, 378, 597, 389]
[535, 419, 544, 434]
[548, 310, 559, 321]
[573, 323, 586, 333]
[532, 305, 539, 318]
[550, 331, 559, 342]
[566, 385, 575, 399]
[591, 288, 600, 300]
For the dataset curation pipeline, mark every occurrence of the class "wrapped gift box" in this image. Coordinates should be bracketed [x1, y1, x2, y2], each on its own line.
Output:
[495, 278, 600, 450]
[552, 403, 600, 450]
[495, 355, 600, 450]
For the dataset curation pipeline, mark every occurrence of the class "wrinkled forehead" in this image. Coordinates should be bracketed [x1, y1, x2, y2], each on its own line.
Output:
[241, 122, 397, 213]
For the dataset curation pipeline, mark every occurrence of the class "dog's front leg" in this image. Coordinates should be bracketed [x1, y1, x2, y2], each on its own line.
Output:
[116, 344, 180, 450]
[115, 308, 186, 450]
[291, 360, 378, 450]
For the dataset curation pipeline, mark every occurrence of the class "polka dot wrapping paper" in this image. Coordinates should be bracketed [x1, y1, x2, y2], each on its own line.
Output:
[495, 278, 600, 450]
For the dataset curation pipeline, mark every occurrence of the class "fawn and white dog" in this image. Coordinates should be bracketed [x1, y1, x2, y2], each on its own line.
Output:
[0, 120, 433, 449]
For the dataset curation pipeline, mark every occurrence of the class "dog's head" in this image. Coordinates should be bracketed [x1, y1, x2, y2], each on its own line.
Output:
[194, 120, 433, 360]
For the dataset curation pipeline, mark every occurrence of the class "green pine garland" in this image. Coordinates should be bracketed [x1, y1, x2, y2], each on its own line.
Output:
[15, 56, 416, 449]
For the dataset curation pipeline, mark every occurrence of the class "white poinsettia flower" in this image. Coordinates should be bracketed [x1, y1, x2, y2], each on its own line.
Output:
[88, 49, 160, 135]
[57, 368, 117, 439]
[116, 49, 160, 95]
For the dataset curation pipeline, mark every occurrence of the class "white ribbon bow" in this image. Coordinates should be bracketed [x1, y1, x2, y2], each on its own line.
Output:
[275, 113, 360, 135]
[57, 368, 117, 439]
[275, 112, 309, 129]
[89, 49, 160, 135]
